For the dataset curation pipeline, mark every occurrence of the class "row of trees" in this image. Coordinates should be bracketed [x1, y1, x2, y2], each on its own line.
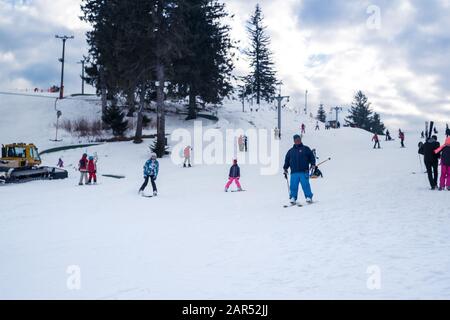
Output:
[81, 0, 236, 156]
[316, 91, 386, 135]
[81, 1, 280, 156]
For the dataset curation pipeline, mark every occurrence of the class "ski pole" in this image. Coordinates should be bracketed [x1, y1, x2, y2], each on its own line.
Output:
[418, 154, 424, 173]
[316, 157, 332, 168]
[284, 172, 290, 199]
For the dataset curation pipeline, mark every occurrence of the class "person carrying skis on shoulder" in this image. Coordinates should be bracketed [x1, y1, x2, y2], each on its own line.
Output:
[434, 137, 450, 191]
[372, 133, 381, 149]
[225, 159, 243, 192]
[399, 129, 405, 148]
[139, 153, 159, 196]
[283, 135, 316, 205]
[419, 135, 441, 190]
[87, 155, 98, 184]
[78, 153, 88, 185]
[183, 146, 192, 168]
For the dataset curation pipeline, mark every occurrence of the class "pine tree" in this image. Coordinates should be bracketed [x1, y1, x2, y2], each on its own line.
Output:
[244, 4, 277, 106]
[102, 105, 128, 137]
[345, 91, 385, 134]
[172, 0, 235, 120]
[346, 91, 374, 132]
[316, 104, 326, 122]
[370, 112, 386, 135]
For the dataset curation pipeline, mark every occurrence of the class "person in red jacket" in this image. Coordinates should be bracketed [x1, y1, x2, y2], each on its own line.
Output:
[78, 153, 88, 185]
[87, 155, 98, 184]
[372, 134, 381, 149]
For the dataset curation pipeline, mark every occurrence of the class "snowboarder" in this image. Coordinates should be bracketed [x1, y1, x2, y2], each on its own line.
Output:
[301, 123, 306, 135]
[399, 130, 405, 148]
[224, 159, 243, 192]
[446, 124, 450, 138]
[315, 121, 320, 131]
[385, 130, 392, 141]
[372, 134, 381, 149]
[139, 153, 159, 196]
[434, 137, 450, 191]
[419, 135, 441, 190]
[183, 146, 192, 168]
[283, 135, 316, 205]
[78, 153, 89, 185]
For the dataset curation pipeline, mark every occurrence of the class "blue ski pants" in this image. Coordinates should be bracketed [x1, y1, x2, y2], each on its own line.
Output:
[290, 172, 313, 201]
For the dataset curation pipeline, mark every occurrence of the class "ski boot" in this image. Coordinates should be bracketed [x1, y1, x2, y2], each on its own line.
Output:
[153, 191, 158, 197]
[306, 198, 313, 204]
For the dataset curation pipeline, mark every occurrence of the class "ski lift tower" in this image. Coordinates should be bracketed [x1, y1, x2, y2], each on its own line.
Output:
[332, 106, 343, 124]
[274, 82, 290, 138]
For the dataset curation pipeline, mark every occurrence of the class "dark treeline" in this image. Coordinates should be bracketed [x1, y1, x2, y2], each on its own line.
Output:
[81, 0, 235, 156]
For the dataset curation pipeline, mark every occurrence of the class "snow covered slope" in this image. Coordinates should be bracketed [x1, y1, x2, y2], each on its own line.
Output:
[0, 93, 449, 299]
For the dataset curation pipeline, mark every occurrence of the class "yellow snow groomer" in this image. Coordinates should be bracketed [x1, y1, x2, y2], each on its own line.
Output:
[0, 143, 68, 183]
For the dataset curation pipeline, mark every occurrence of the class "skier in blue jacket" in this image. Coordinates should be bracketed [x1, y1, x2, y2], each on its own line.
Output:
[283, 135, 316, 205]
[139, 153, 159, 196]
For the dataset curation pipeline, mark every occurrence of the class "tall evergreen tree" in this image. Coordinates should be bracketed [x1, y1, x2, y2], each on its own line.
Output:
[345, 91, 385, 134]
[244, 4, 277, 106]
[316, 104, 326, 122]
[346, 91, 374, 132]
[172, 0, 235, 120]
[370, 112, 386, 135]
[82, 0, 186, 156]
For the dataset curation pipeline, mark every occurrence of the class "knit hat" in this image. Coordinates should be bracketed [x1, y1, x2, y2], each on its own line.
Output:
[293, 134, 301, 141]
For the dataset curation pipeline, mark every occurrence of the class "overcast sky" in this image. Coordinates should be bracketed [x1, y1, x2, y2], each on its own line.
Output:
[1, 0, 449, 129]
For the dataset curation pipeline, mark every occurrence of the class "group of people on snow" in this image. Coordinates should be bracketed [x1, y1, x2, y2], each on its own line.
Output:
[373, 129, 406, 149]
[78, 153, 98, 185]
[419, 136, 450, 191]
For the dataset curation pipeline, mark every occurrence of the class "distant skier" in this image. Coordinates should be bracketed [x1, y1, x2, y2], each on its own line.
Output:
[434, 127, 438, 134]
[86, 155, 98, 184]
[238, 135, 244, 152]
[274, 127, 280, 140]
[244, 135, 248, 152]
[419, 135, 440, 190]
[78, 153, 89, 186]
[315, 121, 320, 131]
[139, 153, 159, 196]
[57, 158, 64, 168]
[421, 131, 425, 139]
[399, 129, 405, 148]
[183, 146, 192, 168]
[434, 137, 450, 191]
[337, 121, 341, 129]
[385, 130, 390, 141]
[283, 135, 316, 205]
[446, 124, 450, 138]
[224, 159, 243, 192]
[301, 123, 306, 135]
[372, 134, 381, 149]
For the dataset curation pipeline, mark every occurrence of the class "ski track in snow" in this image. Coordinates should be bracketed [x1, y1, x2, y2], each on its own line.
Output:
[0, 94, 450, 299]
